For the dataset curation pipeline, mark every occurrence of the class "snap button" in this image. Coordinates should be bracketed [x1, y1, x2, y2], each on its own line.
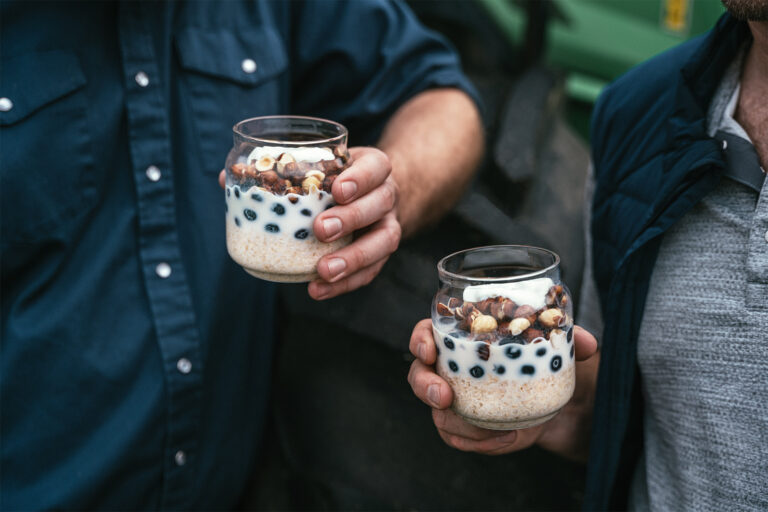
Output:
[0, 97, 13, 112]
[135, 71, 150, 87]
[241, 58, 257, 74]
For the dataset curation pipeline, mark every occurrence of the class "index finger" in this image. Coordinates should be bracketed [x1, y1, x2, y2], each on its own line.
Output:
[331, 147, 392, 204]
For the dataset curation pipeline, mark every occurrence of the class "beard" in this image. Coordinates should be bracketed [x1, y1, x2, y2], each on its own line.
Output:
[721, 0, 768, 20]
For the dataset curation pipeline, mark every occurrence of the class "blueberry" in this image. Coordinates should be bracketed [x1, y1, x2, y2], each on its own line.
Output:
[251, 193, 263, 202]
[536, 347, 547, 357]
[550, 355, 563, 372]
[448, 360, 458, 372]
[265, 223, 280, 233]
[234, 187, 240, 198]
[499, 335, 525, 346]
[570, 345, 575, 359]
[567, 327, 573, 343]
[234, 217, 240, 227]
[243, 209, 257, 221]
[469, 365, 485, 378]
[494, 364, 506, 375]
[443, 337, 455, 350]
[301, 208, 312, 217]
[521, 365, 535, 376]
[438, 317, 454, 326]
[504, 346, 522, 360]
[226, 188, 231, 197]
[272, 204, 285, 215]
[449, 331, 463, 338]
[294, 229, 309, 240]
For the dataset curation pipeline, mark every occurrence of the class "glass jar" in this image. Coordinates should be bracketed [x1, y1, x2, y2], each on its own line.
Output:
[225, 116, 352, 282]
[431, 245, 575, 430]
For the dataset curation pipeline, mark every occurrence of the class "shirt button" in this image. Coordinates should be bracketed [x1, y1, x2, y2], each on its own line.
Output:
[145, 165, 162, 182]
[174, 450, 187, 466]
[135, 71, 150, 87]
[155, 262, 172, 279]
[764, 229, 768, 243]
[241, 58, 257, 74]
[177, 358, 192, 374]
[0, 97, 13, 112]
[722, 139, 728, 150]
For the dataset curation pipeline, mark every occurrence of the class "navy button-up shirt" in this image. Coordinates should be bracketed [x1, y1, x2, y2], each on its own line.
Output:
[0, 1, 477, 508]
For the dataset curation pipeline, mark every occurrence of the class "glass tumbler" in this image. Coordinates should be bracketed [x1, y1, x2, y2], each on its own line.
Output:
[224, 116, 352, 282]
[432, 245, 576, 430]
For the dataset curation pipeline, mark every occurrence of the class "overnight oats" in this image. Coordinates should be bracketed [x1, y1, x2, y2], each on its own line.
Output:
[224, 116, 352, 282]
[431, 246, 575, 430]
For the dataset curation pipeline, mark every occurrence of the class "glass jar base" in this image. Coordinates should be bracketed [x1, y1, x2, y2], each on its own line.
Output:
[243, 267, 318, 283]
[458, 409, 561, 431]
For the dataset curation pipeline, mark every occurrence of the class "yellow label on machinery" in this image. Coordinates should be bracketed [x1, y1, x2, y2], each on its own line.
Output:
[662, 0, 691, 34]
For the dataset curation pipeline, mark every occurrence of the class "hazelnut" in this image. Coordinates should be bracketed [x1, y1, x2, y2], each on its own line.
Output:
[448, 297, 462, 309]
[549, 329, 565, 349]
[476, 298, 496, 314]
[436, 302, 453, 317]
[230, 163, 247, 177]
[255, 155, 276, 172]
[538, 308, 564, 329]
[523, 328, 546, 344]
[287, 195, 300, 204]
[277, 153, 296, 165]
[514, 305, 537, 324]
[497, 320, 511, 336]
[470, 314, 497, 334]
[322, 175, 337, 194]
[508, 317, 531, 336]
[305, 170, 326, 182]
[302, 176, 322, 194]
[260, 170, 278, 184]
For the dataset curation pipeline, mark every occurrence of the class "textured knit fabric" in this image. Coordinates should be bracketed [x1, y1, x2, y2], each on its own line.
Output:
[628, 177, 768, 511]
[628, 46, 768, 511]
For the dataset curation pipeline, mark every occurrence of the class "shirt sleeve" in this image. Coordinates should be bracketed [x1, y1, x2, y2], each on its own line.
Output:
[288, 0, 483, 145]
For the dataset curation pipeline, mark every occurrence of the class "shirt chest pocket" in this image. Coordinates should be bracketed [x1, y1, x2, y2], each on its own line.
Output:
[174, 27, 289, 173]
[0, 51, 95, 247]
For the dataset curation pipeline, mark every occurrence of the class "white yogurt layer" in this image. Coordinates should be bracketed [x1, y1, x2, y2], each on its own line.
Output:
[247, 145, 335, 164]
[225, 184, 350, 281]
[462, 277, 554, 310]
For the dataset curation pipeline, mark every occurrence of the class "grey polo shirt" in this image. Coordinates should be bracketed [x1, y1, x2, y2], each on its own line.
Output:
[625, 51, 768, 511]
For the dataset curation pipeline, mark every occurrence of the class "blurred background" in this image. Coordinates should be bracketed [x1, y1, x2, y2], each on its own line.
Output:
[245, 1, 725, 510]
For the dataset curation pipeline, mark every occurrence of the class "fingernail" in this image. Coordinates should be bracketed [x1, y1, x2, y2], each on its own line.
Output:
[313, 282, 331, 299]
[427, 384, 441, 407]
[417, 343, 427, 361]
[322, 217, 342, 238]
[326, 258, 346, 278]
[341, 181, 357, 201]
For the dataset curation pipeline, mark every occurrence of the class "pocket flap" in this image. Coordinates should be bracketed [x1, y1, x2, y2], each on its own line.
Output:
[175, 26, 287, 86]
[0, 50, 87, 126]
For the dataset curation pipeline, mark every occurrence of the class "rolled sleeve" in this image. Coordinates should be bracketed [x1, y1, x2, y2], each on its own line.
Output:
[290, 0, 482, 144]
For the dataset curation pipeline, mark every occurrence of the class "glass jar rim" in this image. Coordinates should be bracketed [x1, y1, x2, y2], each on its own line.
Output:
[232, 115, 348, 146]
[437, 245, 561, 284]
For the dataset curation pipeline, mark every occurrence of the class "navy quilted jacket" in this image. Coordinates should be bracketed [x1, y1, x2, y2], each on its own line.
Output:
[585, 13, 751, 510]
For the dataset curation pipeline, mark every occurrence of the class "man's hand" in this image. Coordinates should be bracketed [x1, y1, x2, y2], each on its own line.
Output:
[218, 146, 401, 300]
[308, 146, 401, 300]
[407, 319, 599, 461]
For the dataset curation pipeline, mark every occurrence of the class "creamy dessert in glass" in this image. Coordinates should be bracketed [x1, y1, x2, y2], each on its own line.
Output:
[431, 245, 575, 430]
[224, 116, 352, 282]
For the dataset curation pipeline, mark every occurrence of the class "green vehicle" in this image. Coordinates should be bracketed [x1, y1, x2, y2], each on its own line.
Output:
[480, 0, 725, 104]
